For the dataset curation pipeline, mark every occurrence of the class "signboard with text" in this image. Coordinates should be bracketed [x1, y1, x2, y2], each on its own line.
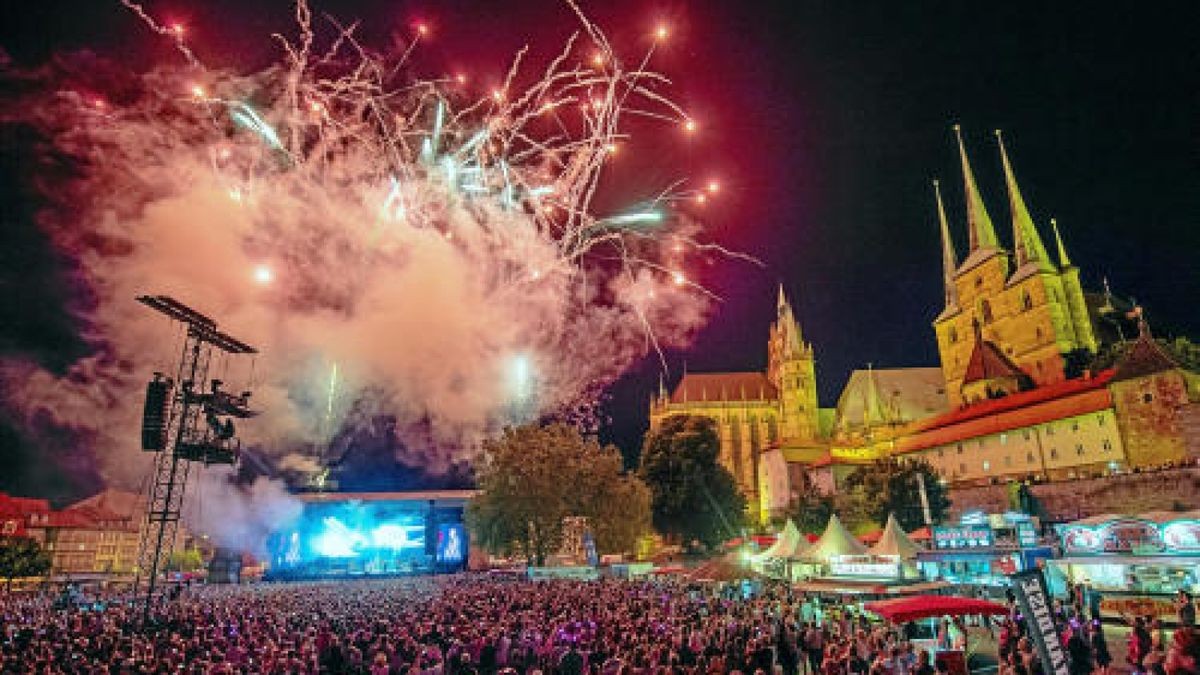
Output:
[934, 524, 993, 550]
[1010, 569, 1070, 675]
[1057, 517, 1200, 556]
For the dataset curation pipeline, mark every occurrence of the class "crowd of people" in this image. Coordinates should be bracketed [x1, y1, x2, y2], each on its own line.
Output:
[0, 576, 1198, 674]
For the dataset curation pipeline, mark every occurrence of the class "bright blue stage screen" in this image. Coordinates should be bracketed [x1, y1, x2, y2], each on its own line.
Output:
[268, 497, 466, 577]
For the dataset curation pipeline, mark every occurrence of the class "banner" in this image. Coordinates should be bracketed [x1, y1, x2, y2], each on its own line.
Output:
[1010, 569, 1069, 675]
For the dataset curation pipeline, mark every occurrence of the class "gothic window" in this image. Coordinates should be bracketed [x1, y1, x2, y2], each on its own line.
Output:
[975, 276, 984, 290]
[949, 327, 959, 344]
[1022, 291, 1033, 311]
[1102, 439, 1112, 452]
[1050, 448, 1058, 459]
[1036, 327, 1044, 341]
[981, 300, 994, 324]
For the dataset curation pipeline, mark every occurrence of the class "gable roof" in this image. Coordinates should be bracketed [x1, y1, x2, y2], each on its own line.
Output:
[759, 520, 810, 560]
[67, 489, 144, 519]
[869, 514, 920, 560]
[962, 335, 1025, 384]
[669, 372, 778, 404]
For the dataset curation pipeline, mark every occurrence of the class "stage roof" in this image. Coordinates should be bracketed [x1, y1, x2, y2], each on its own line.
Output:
[295, 490, 477, 506]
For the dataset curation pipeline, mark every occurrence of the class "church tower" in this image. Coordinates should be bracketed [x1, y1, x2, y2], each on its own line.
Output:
[933, 128, 1098, 406]
[768, 286, 820, 441]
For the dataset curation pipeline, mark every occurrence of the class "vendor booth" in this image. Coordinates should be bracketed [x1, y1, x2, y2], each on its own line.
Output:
[753, 519, 810, 579]
[796, 514, 948, 596]
[918, 511, 1053, 589]
[864, 594, 1010, 675]
[1050, 511, 1200, 620]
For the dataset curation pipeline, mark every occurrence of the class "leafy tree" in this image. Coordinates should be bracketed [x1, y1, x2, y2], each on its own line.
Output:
[0, 537, 52, 591]
[842, 458, 951, 531]
[466, 423, 651, 566]
[786, 467, 834, 534]
[639, 415, 746, 551]
[1091, 336, 1200, 373]
[166, 548, 205, 573]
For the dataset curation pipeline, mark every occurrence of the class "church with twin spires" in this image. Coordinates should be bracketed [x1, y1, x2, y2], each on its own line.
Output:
[650, 127, 1199, 525]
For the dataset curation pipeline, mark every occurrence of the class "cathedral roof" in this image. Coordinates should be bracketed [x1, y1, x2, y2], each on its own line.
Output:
[833, 367, 947, 436]
[669, 372, 778, 404]
[961, 334, 1026, 384]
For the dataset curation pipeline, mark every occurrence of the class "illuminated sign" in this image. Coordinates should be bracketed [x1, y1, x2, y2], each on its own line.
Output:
[830, 554, 900, 578]
[1017, 522, 1038, 548]
[934, 524, 993, 550]
[1057, 518, 1200, 556]
[436, 524, 465, 564]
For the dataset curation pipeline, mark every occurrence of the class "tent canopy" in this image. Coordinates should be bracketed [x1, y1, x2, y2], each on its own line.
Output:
[864, 595, 1010, 623]
[870, 514, 920, 560]
[760, 520, 810, 560]
[688, 553, 759, 582]
[802, 513, 869, 562]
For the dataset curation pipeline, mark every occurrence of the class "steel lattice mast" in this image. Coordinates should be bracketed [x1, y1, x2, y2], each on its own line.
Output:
[132, 295, 258, 624]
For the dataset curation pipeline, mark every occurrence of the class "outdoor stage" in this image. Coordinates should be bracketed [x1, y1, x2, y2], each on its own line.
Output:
[265, 490, 475, 579]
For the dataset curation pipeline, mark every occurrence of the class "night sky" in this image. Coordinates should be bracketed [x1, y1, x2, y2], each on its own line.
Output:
[1, 1, 1197, 494]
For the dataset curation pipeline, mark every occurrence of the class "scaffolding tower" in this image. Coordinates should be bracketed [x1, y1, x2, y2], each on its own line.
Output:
[133, 295, 257, 623]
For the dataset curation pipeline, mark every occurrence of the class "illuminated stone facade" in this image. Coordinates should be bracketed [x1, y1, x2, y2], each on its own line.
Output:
[932, 129, 1095, 407]
[649, 287, 819, 521]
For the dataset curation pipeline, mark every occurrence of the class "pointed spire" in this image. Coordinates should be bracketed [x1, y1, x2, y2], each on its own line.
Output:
[953, 125, 1000, 253]
[777, 282, 788, 313]
[775, 285, 804, 355]
[933, 179, 959, 310]
[658, 372, 667, 400]
[1050, 218, 1072, 268]
[996, 130, 1052, 272]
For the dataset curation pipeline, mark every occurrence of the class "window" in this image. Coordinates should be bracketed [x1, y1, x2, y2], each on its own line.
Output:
[981, 299, 995, 324]
[978, 439, 985, 449]
[1050, 448, 1059, 459]
[1102, 439, 1113, 452]
[976, 276, 984, 290]
[957, 443, 964, 455]
[1144, 393, 1154, 403]
[1076, 444, 1085, 456]
[1045, 424, 1054, 436]
[1072, 421, 1080, 432]
[949, 327, 958, 344]
[1023, 430, 1032, 441]
[1026, 452, 1036, 463]
[1022, 291, 1033, 311]
[1004, 456, 1012, 467]
[1036, 327, 1044, 341]
[938, 448, 945, 458]
[1000, 433, 1008, 445]
[960, 462, 967, 473]
[1098, 414, 1106, 427]
[983, 460, 991, 472]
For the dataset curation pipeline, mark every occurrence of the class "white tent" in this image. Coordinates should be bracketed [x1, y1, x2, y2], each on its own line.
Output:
[870, 514, 920, 560]
[759, 520, 809, 560]
[802, 513, 868, 563]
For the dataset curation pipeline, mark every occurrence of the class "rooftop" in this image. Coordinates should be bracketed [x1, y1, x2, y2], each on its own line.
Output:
[668, 371, 778, 404]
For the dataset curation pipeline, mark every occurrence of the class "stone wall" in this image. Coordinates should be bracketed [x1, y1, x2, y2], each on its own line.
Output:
[946, 465, 1200, 522]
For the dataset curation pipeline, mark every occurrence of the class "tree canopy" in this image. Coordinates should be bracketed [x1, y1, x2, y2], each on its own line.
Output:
[786, 466, 835, 534]
[0, 537, 52, 589]
[842, 457, 951, 531]
[466, 423, 651, 566]
[639, 415, 746, 550]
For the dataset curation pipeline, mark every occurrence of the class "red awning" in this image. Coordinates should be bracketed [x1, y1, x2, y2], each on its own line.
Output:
[864, 595, 1010, 623]
[859, 529, 883, 544]
[908, 527, 932, 542]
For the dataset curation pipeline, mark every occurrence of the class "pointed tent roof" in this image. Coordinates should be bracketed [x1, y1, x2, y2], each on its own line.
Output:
[996, 130, 1054, 284]
[869, 514, 920, 560]
[760, 519, 810, 560]
[802, 513, 868, 562]
[962, 325, 1026, 385]
[953, 125, 1002, 274]
[934, 179, 960, 320]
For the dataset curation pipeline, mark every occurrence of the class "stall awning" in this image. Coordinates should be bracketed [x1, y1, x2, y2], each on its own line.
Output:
[1052, 556, 1200, 567]
[794, 579, 950, 596]
[864, 595, 1010, 622]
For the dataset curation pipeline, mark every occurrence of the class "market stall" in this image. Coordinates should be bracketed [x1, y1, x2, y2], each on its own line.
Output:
[1050, 511, 1200, 620]
[864, 595, 1010, 675]
[753, 519, 810, 579]
[918, 511, 1053, 589]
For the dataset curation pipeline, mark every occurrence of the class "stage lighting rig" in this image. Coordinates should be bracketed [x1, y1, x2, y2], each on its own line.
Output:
[133, 295, 259, 624]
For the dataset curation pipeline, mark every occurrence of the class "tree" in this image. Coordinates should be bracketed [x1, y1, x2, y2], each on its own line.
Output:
[166, 548, 205, 573]
[842, 458, 952, 531]
[639, 415, 746, 551]
[0, 537, 52, 591]
[786, 467, 834, 534]
[466, 423, 652, 566]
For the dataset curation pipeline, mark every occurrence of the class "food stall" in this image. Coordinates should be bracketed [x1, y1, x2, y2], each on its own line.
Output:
[917, 511, 1053, 589]
[795, 514, 949, 597]
[1050, 511, 1200, 620]
[864, 594, 1010, 675]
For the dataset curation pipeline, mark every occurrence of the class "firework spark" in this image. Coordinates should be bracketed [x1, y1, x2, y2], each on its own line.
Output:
[0, 0, 743, 484]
